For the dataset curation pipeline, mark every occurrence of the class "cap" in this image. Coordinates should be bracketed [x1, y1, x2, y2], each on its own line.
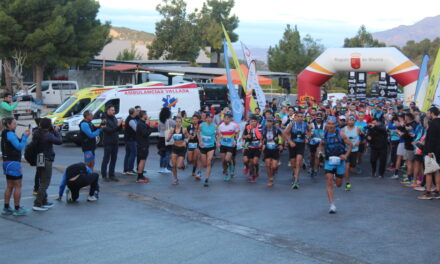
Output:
[224, 112, 233, 118]
[339, 115, 346, 120]
[348, 115, 356, 120]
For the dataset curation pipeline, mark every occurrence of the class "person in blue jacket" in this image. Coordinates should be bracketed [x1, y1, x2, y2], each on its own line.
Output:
[79, 110, 102, 171]
[1, 117, 30, 216]
[56, 162, 99, 203]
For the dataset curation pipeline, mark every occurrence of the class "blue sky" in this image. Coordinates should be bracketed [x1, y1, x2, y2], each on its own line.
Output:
[97, 0, 438, 49]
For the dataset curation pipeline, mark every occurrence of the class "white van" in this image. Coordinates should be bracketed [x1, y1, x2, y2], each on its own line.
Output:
[17, 81, 79, 106]
[61, 82, 201, 144]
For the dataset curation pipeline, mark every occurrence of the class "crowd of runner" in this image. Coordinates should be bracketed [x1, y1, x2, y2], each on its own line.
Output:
[2, 94, 440, 216]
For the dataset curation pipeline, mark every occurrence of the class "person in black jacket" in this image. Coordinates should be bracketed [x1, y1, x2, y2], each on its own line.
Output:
[32, 118, 63, 211]
[101, 105, 122, 182]
[367, 118, 388, 178]
[123, 108, 138, 175]
[136, 111, 151, 183]
[421, 106, 440, 199]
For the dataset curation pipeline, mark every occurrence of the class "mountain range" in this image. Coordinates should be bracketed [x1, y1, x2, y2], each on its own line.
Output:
[372, 15, 440, 47]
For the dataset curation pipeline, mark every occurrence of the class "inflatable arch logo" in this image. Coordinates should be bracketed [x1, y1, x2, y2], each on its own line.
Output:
[297, 48, 420, 104]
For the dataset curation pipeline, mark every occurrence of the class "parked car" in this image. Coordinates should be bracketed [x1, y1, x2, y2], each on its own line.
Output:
[12, 95, 43, 119]
[16, 80, 79, 106]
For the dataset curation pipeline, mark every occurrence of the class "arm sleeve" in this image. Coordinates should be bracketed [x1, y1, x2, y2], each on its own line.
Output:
[6, 131, 28, 151]
[1, 101, 19, 111]
[129, 120, 137, 131]
[86, 166, 92, 174]
[58, 172, 67, 198]
[81, 122, 101, 138]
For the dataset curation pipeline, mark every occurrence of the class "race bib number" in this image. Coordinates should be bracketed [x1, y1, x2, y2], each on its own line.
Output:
[173, 134, 183, 141]
[266, 143, 276, 150]
[329, 156, 341, 166]
[221, 137, 234, 147]
[202, 135, 213, 145]
[249, 141, 260, 147]
[188, 143, 198, 149]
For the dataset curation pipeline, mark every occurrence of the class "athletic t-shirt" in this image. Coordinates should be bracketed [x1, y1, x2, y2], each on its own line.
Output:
[200, 122, 216, 148]
[218, 122, 240, 147]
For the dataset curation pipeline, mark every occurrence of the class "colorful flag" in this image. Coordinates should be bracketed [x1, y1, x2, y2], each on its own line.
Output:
[415, 54, 429, 108]
[222, 24, 257, 113]
[241, 42, 267, 109]
[423, 48, 440, 111]
[223, 39, 243, 123]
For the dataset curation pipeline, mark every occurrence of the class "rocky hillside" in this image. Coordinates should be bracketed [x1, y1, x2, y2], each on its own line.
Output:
[110, 27, 155, 45]
[373, 15, 440, 47]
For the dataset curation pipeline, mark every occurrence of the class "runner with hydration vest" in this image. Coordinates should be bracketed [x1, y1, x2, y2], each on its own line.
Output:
[317, 116, 352, 214]
[243, 115, 263, 183]
[308, 111, 326, 179]
[284, 111, 310, 189]
[262, 116, 283, 186]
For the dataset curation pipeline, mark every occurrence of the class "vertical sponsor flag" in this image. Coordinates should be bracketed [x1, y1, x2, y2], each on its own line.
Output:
[222, 24, 258, 114]
[415, 54, 429, 108]
[423, 48, 440, 111]
[223, 39, 243, 123]
[241, 42, 267, 109]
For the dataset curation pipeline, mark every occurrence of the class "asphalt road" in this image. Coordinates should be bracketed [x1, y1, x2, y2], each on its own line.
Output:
[1, 139, 440, 263]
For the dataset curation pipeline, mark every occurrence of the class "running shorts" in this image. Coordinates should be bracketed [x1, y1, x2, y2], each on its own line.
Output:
[324, 159, 346, 178]
[289, 142, 306, 159]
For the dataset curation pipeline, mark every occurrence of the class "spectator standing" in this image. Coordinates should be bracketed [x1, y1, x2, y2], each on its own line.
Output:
[101, 106, 122, 182]
[123, 108, 138, 175]
[367, 118, 388, 178]
[0, 93, 20, 130]
[158, 107, 174, 173]
[420, 107, 440, 199]
[32, 118, 63, 211]
[1, 117, 30, 216]
[136, 111, 151, 183]
[79, 110, 101, 171]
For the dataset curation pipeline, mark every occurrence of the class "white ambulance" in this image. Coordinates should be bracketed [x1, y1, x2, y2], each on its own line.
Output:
[61, 82, 201, 144]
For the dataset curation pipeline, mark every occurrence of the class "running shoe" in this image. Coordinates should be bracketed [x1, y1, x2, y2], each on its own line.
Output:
[243, 168, 248, 175]
[387, 167, 396, 171]
[1, 207, 13, 216]
[400, 178, 410, 185]
[404, 181, 417, 188]
[66, 189, 73, 203]
[136, 177, 150, 183]
[229, 163, 235, 178]
[13, 207, 30, 216]
[32, 190, 38, 196]
[390, 174, 399, 180]
[413, 186, 425, 192]
[32, 205, 48, 211]
[432, 192, 440, 200]
[87, 196, 98, 202]
[291, 180, 299, 190]
[43, 202, 54, 209]
[417, 192, 433, 200]
[172, 179, 179, 185]
[345, 183, 352, 191]
[302, 163, 307, 170]
[329, 204, 337, 214]
[224, 175, 231, 181]
[204, 179, 209, 187]
[163, 168, 172, 174]
[267, 181, 274, 187]
[109, 177, 119, 182]
[356, 168, 362, 175]
[158, 168, 165, 173]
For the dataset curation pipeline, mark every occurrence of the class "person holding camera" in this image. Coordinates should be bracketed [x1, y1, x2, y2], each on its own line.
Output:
[0, 93, 21, 131]
[136, 110, 151, 183]
[79, 110, 102, 171]
[101, 105, 122, 182]
[32, 118, 63, 212]
[1, 117, 30, 216]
